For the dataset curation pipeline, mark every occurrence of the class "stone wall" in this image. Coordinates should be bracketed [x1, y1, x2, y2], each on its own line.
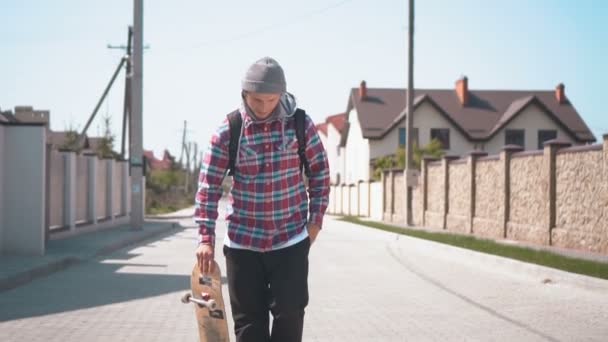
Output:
[446, 160, 469, 233]
[425, 162, 444, 229]
[473, 157, 504, 239]
[508, 154, 548, 244]
[417, 135, 608, 255]
[553, 146, 607, 253]
[393, 172, 405, 223]
[324, 134, 608, 255]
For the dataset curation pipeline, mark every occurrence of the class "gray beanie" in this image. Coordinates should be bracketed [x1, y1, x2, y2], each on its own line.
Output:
[241, 57, 286, 94]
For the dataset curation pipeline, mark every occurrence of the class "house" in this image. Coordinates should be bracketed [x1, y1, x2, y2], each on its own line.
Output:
[341, 78, 596, 183]
[317, 113, 347, 184]
[143, 149, 175, 171]
[1, 106, 114, 155]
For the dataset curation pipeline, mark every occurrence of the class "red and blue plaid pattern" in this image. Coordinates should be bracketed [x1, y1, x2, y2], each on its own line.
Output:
[194, 110, 330, 251]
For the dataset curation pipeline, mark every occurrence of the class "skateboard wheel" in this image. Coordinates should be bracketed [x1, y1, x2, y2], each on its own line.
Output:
[181, 293, 192, 304]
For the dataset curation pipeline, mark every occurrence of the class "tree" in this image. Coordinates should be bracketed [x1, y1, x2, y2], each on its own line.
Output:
[97, 115, 118, 158]
[61, 123, 81, 152]
[413, 138, 445, 168]
[372, 138, 445, 180]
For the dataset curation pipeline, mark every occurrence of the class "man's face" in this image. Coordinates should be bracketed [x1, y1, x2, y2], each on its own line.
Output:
[244, 92, 281, 119]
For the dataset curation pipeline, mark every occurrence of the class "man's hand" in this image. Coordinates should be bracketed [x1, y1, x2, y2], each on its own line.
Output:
[307, 224, 321, 244]
[196, 243, 215, 274]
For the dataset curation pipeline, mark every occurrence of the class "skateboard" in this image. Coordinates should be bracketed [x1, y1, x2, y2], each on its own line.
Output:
[181, 261, 230, 342]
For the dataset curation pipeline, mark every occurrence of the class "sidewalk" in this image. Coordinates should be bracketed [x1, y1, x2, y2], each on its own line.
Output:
[0, 214, 190, 293]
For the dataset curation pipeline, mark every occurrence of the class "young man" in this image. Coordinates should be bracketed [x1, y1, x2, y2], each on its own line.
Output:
[194, 56, 330, 342]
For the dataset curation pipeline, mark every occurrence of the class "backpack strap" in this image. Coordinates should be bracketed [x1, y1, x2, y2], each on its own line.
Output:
[226, 110, 242, 176]
[294, 108, 311, 176]
[227, 108, 310, 177]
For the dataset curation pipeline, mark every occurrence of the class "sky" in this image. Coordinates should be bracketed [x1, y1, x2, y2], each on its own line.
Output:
[2, 0, 607, 162]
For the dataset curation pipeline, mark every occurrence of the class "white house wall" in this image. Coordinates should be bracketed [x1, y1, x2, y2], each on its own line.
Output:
[370, 124, 402, 159]
[484, 104, 575, 153]
[345, 109, 370, 183]
[326, 123, 342, 184]
[412, 102, 474, 156]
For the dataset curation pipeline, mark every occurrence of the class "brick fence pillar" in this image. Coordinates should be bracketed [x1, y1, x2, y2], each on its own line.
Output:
[468, 151, 488, 234]
[543, 139, 572, 245]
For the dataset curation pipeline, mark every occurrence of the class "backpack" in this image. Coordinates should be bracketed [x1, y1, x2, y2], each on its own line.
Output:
[226, 108, 310, 177]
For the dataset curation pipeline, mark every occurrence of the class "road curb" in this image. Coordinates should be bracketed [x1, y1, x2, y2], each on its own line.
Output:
[390, 233, 608, 293]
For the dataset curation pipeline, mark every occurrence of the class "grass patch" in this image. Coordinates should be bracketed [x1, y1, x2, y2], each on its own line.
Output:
[339, 216, 608, 280]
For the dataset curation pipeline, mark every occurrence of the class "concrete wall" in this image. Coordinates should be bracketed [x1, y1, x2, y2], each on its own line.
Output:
[96, 159, 107, 220]
[349, 184, 358, 216]
[48, 149, 65, 228]
[1, 121, 133, 254]
[76, 155, 88, 224]
[369, 182, 383, 221]
[327, 181, 382, 220]
[1, 125, 46, 255]
[359, 182, 370, 217]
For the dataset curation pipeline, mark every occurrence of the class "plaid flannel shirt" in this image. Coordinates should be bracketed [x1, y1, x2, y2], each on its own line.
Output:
[194, 109, 330, 252]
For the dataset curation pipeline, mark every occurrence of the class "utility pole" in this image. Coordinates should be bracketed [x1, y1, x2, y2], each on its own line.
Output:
[184, 142, 192, 193]
[179, 120, 187, 167]
[405, 0, 415, 226]
[130, 0, 144, 230]
[192, 142, 199, 191]
[108, 26, 134, 159]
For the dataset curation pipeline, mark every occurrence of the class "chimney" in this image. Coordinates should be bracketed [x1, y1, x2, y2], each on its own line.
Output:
[359, 80, 367, 100]
[455, 76, 469, 106]
[555, 83, 565, 104]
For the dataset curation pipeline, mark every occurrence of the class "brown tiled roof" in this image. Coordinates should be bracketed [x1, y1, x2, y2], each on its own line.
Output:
[348, 86, 596, 143]
[325, 113, 347, 133]
[316, 123, 328, 136]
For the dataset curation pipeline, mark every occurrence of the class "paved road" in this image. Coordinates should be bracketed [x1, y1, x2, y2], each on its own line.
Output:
[1, 208, 607, 341]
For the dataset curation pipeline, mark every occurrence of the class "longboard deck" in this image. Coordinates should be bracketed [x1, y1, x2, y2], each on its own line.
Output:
[186, 261, 230, 342]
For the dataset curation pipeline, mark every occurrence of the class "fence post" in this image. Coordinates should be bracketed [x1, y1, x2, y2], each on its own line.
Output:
[421, 157, 439, 227]
[443, 155, 459, 230]
[367, 180, 372, 217]
[468, 151, 488, 234]
[85, 153, 98, 225]
[106, 158, 115, 220]
[501, 145, 524, 238]
[543, 139, 571, 245]
[62, 151, 77, 231]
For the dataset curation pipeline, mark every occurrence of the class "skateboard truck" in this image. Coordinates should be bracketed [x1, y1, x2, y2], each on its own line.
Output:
[181, 292, 218, 311]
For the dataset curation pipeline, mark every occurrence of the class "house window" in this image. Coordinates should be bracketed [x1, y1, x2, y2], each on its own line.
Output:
[430, 128, 450, 149]
[505, 129, 525, 147]
[538, 130, 557, 149]
[398, 128, 419, 147]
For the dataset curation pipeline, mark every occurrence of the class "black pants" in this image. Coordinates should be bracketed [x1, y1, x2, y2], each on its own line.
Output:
[223, 237, 310, 342]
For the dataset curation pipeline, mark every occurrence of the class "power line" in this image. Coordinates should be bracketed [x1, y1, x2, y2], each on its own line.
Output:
[161, 0, 355, 53]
